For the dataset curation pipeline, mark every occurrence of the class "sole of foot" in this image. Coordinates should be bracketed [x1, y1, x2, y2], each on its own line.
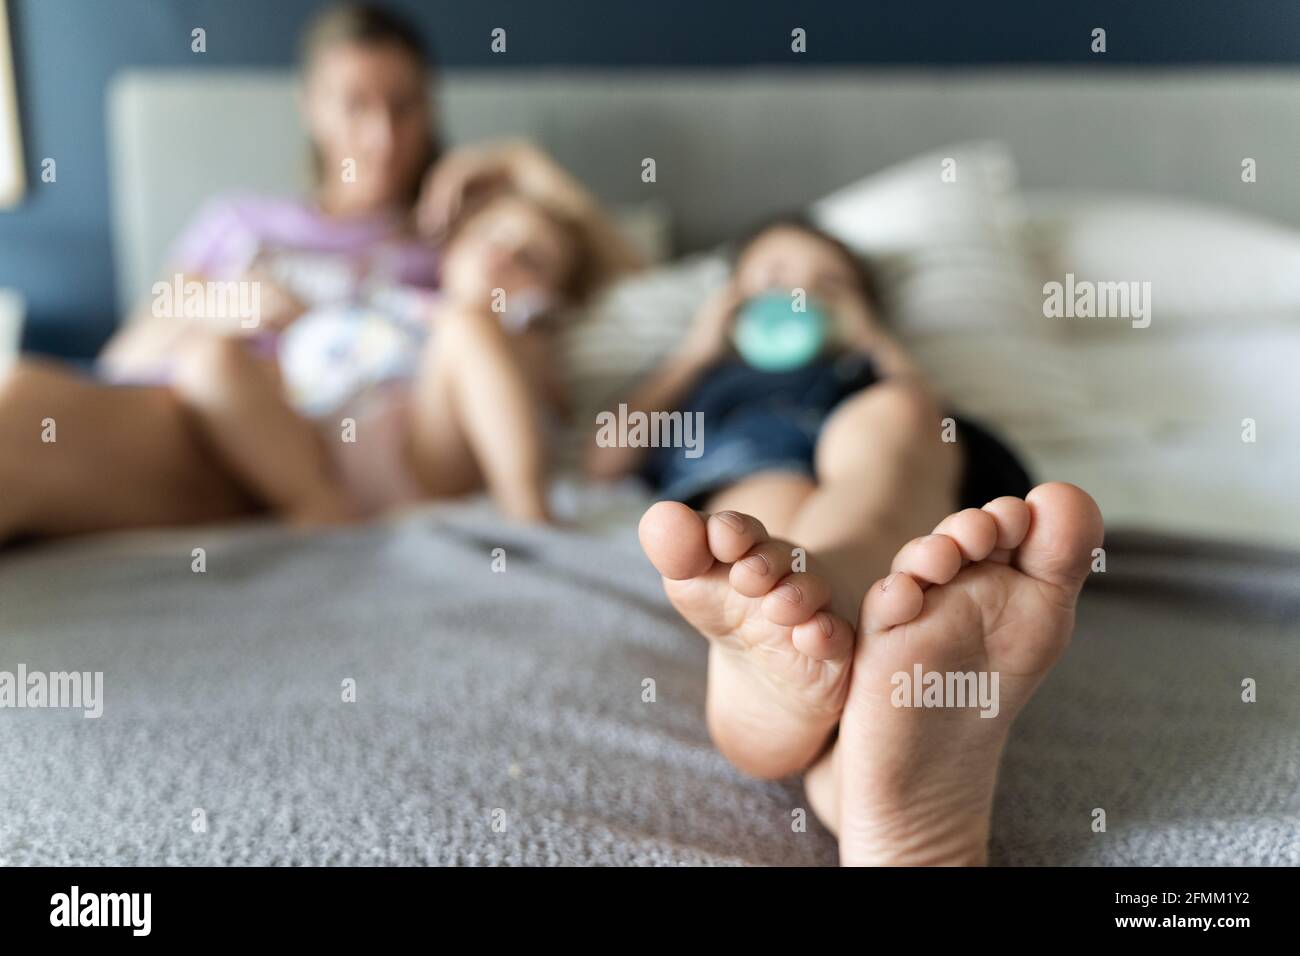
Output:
[639, 501, 857, 779]
[806, 482, 1103, 865]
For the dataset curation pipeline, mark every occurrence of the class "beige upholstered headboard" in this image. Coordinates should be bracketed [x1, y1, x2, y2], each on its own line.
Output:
[108, 66, 1300, 311]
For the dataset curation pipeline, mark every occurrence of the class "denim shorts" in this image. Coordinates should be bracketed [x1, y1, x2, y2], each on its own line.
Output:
[642, 355, 1032, 510]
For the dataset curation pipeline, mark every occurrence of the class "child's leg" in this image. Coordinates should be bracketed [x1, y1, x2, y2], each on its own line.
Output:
[787, 382, 960, 618]
[171, 336, 354, 525]
[406, 307, 551, 523]
[702, 472, 816, 540]
[638, 382, 960, 778]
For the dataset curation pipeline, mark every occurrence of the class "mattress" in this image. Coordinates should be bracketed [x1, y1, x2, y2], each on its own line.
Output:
[2, 490, 1296, 866]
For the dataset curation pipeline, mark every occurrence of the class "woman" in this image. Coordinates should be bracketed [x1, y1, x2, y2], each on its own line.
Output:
[0, 2, 637, 543]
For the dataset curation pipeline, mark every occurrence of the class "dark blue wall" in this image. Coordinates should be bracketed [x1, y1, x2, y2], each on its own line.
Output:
[5, 0, 1300, 357]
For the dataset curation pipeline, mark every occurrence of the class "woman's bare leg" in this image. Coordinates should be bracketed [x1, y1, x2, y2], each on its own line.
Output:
[0, 358, 251, 543]
[171, 337, 354, 524]
[406, 307, 550, 522]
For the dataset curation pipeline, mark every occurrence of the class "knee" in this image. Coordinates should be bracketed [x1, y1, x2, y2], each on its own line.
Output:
[816, 381, 957, 478]
[876, 382, 945, 435]
[821, 381, 945, 450]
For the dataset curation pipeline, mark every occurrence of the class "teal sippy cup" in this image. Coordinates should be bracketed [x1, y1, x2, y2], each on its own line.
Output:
[731, 291, 829, 372]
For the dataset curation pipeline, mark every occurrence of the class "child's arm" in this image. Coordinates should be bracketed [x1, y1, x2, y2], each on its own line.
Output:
[851, 325, 927, 382]
[826, 288, 934, 387]
[585, 285, 739, 481]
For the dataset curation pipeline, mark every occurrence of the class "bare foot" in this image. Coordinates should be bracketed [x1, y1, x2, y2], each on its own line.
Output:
[639, 502, 856, 778]
[807, 483, 1103, 865]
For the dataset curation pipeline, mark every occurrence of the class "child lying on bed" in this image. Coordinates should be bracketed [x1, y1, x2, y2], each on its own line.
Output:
[165, 188, 597, 525]
[588, 216, 1103, 864]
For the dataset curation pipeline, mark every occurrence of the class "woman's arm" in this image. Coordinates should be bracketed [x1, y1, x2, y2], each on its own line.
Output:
[505, 142, 645, 278]
[99, 273, 215, 375]
[418, 140, 645, 281]
[99, 269, 307, 377]
[851, 326, 928, 383]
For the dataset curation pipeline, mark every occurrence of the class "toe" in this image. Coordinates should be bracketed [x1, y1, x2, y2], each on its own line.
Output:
[760, 572, 832, 626]
[706, 510, 769, 564]
[889, 533, 963, 586]
[1014, 482, 1104, 593]
[860, 571, 925, 633]
[728, 539, 797, 597]
[639, 501, 714, 580]
[981, 496, 1032, 552]
[932, 508, 999, 563]
[792, 610, 855, 661]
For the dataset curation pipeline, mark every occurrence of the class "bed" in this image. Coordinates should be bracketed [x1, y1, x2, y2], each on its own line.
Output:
[1, 68, 1297, 866]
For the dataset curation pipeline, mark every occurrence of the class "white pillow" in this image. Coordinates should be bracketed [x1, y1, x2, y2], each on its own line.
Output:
[610, 200, 674, 265]
[1024, 190, 1300, 335]
[810, 141, 1041, 335]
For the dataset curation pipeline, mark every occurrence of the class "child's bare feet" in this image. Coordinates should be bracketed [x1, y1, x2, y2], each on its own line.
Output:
[639, 502, 856, 778]
[807, 483, 1103, 865]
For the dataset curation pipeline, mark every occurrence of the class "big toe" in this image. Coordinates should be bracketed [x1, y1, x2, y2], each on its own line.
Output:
[639, 501, 714, 580]
[1014, 482, 1104, 594]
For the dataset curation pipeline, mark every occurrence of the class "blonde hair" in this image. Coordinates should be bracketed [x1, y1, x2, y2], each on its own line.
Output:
[448, 189, 602, 307]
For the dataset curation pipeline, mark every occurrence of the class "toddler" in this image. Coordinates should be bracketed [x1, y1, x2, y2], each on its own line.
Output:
[170, 188, 598, 524]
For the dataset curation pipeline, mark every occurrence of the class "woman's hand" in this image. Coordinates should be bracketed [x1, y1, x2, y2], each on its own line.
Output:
[417, 138, 644, 283]
[242, 266, 308, 334]
[416, 140, 577, 237]
[677, 283, 743, 368]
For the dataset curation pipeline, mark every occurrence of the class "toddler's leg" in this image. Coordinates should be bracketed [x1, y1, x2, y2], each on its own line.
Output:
[788, 381, 961, 619]
[172, 336, 354, 525]
[407, 308, 551, 523]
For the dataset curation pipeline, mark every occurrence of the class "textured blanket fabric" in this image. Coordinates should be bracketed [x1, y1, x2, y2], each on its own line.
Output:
[1, 498, 1297, 866]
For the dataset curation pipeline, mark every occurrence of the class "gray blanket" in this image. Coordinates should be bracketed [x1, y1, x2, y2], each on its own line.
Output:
[1, 497, 1297, 866]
